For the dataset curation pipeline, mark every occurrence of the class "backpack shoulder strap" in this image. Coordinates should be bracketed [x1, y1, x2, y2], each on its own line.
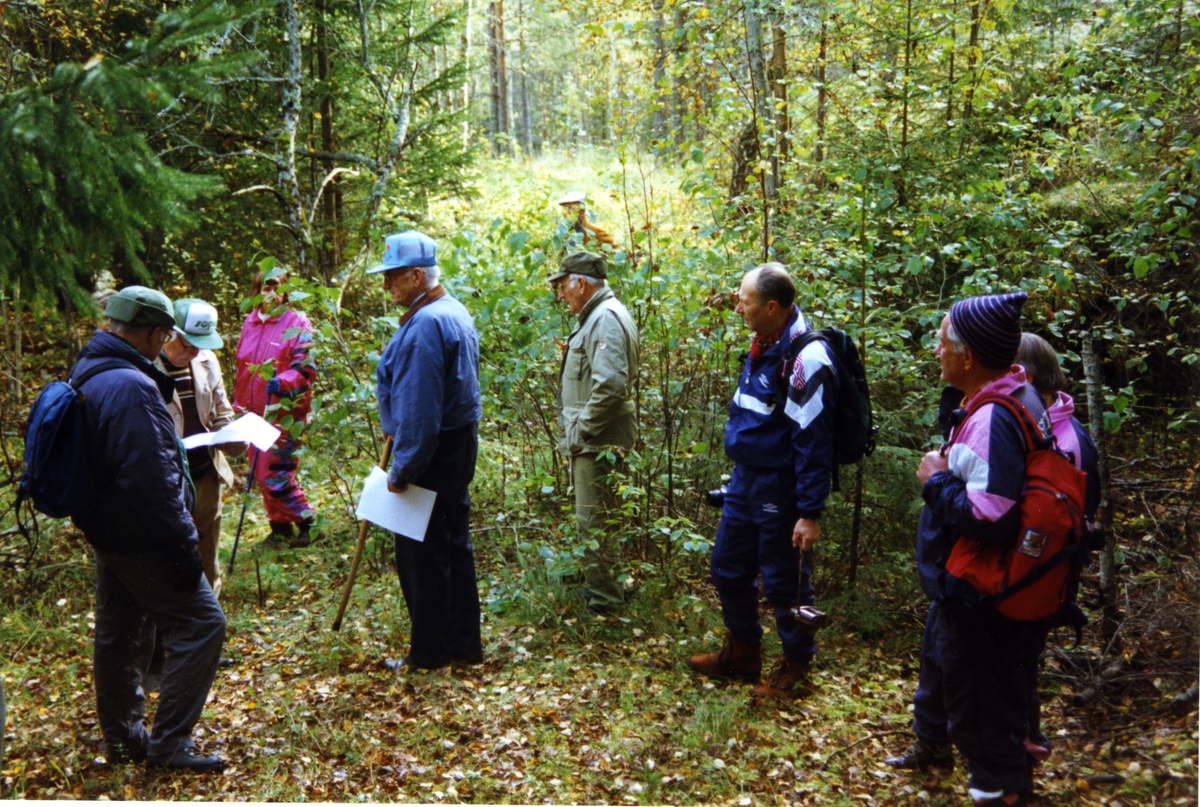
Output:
[69, 358, 133, 390]
[950, 391, 1042, 452]
[971, 392, 1047, 453]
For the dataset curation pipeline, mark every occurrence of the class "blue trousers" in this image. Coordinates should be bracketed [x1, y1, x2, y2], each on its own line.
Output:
[913, 600, 1043, 795]
[393, 424, 482, 669]
[711, 464, 815, 662]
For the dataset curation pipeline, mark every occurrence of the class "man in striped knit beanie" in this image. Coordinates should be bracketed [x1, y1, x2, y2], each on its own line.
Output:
[886, 291, 1052, 807]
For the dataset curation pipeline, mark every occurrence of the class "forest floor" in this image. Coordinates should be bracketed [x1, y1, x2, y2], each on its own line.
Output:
[1, 458, 1196, 805]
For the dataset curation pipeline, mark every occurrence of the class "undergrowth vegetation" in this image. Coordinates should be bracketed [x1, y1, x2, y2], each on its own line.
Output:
[1, 148, 1197, 803]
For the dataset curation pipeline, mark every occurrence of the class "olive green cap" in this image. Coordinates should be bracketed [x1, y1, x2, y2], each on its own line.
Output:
[548, 250, 607, 283]
[104, 286, 175, 328]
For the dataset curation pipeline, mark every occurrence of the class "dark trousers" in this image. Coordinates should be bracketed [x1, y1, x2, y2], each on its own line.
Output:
[93, 549, 225, 758]
[394, 423, 482, 669]
[912, 600, 1042, 795]
[711, 464, 816, 662]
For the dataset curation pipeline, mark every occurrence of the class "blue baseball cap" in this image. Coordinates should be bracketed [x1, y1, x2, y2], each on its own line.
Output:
[367, 231, 437, 274]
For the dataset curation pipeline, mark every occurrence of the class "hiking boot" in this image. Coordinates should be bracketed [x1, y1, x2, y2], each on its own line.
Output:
[883, 738, 955, 770]
[147, 746, 226, 773]
[269, 520, 295, 540]
[290, 519, 315, 548]
[686, 633, 762, 682]
[750, 656, 816, 700]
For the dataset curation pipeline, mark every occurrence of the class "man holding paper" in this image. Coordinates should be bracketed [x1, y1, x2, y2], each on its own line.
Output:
[156, 298, 247, 596]
[371, 230, 484, 671]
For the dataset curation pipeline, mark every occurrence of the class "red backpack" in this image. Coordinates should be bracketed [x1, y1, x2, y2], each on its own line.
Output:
[944, 393, 1088, 622]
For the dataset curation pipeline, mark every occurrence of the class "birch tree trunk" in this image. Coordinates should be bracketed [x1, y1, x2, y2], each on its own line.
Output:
[279, 0, 311, 274]
[461, 0, 473, 148]
[1083, 332, 1120, 646]
[651, 0, 667, 142]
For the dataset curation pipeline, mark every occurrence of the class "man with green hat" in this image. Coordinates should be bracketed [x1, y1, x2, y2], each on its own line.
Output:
[155, 299, 247, 598]
[70, 286, 227, 772]
[549, 250, 640, 613]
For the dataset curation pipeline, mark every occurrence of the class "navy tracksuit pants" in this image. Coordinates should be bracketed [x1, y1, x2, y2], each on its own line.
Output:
[913, 600, 1045, 796]
[711, 464, 815, 662]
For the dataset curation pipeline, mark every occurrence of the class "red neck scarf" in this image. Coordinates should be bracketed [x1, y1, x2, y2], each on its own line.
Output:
[749, 320, 789, 363]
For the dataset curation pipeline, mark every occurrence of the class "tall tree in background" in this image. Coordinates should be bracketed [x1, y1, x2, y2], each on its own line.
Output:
[488, 0, 511, 156]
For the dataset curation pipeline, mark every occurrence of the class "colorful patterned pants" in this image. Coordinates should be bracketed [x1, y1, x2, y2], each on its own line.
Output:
[252, 432, 314, 523]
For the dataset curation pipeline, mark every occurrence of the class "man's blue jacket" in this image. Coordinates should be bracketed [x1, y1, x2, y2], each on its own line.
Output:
[71, 330, 199, 555]
[377, 292, 482, 488]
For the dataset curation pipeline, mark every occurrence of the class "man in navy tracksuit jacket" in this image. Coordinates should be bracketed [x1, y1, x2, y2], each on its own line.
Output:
[687, 263, 837, 699]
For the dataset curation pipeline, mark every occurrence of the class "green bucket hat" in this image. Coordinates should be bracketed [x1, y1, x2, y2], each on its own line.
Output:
[548, 250, 607, 283]
[104, 286, 175, 328]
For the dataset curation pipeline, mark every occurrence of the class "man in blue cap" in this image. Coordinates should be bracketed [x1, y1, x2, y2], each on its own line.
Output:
[72, 286, 227, 771]
[369, 231, 484, 671]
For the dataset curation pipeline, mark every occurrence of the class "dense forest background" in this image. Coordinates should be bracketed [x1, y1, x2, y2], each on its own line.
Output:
[1, 0, 1197, 802]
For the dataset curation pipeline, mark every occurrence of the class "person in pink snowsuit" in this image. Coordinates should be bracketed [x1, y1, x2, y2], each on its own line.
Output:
[234, 270, 318, 545]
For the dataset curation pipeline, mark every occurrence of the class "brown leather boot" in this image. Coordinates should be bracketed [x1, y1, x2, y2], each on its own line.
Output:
[749, 656, 816, 700]
[686, 633, 762, 682]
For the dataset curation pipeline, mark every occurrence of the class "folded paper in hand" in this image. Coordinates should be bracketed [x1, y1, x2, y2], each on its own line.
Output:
[355, 466, 436, 541]
[181, 412, 281, 452]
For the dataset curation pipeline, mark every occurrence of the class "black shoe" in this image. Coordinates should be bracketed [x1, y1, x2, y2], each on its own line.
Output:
[217, 657, 235, 668]
[105, 742, 148, 765]
[269, 521, 295, 539]
[451, 651, 484, 667]
[147, 746, 227, 772]
[883, 738, 955, 770]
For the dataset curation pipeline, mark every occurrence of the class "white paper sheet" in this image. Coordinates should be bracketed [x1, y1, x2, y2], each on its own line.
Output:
[181, 412, 281, 452]
[354, 466, 436, 542]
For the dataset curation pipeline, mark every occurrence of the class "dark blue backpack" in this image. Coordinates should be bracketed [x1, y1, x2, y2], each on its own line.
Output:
[19, 360, 128, 518]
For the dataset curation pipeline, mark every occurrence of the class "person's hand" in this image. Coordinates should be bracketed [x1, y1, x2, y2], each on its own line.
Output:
[387, 480, 409, 494]
[215, 441, 249, 457]
[793, 517, 820, 551]
[917, 449, 950, 485]
[265, 377, 281, 397]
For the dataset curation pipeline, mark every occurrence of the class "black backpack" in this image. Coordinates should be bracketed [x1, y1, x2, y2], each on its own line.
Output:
[777, 328, 877, 487]
[19, 359, 128, 519]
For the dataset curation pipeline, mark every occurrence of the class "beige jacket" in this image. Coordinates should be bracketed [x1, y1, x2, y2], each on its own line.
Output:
[155, 350, 237, 487]
[559, 286, 640, 457]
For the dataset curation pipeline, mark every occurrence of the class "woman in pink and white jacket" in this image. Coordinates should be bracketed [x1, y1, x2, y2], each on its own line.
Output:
[234, 270, 318, 546]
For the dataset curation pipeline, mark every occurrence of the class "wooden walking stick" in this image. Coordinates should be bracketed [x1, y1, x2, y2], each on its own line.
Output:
[332, 435, 393, 631]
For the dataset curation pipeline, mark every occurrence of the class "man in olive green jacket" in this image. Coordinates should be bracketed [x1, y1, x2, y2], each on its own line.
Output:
[550, 250, 640, 613]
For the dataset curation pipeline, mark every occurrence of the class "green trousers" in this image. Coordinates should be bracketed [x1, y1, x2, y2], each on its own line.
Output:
[571, 453, 624, 609]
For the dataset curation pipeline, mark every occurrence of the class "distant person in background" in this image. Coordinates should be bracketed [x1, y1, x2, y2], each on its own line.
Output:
[1012, 332, 1101, 772]
[370, 231, 484, 671]
[558, 190, 617, 253]
[548, 249, 640, 614]
[234, 270, 318, 547]
[156, 299, 248, 595]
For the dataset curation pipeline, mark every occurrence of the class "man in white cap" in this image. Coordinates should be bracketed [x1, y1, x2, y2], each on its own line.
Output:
[558, 190, 617, 252]
[155, 299, 247, 596]
[369, 231, 484, 671]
